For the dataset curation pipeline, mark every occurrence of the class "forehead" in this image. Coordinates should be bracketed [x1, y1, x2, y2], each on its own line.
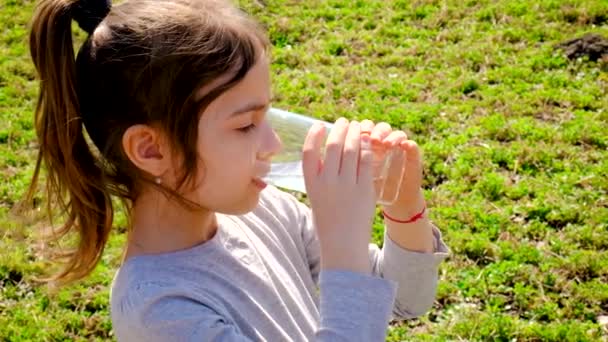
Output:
[198, 55, 271, 120]
[195, 48, 270, 97]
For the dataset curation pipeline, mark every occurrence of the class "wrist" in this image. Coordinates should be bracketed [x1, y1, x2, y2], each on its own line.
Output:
[383, 202, 426, 224]
[321, 254, 371, 275]
[320, 243, 371, 275]
[383, 193, 426, 222]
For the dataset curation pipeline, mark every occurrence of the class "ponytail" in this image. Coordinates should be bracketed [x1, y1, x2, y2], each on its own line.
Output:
[24, 0, 113, 285]
[21, 0, 269, 285]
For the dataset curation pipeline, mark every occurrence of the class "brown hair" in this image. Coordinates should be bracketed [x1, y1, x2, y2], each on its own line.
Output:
[23, 0, 269, 285]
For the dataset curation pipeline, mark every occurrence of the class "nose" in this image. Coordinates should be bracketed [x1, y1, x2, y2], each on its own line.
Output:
[257, 119, 282, 161]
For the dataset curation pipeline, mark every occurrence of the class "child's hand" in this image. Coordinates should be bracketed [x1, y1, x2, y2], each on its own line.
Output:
[363, 121, 425, 218]
[302, 118, 376, 274]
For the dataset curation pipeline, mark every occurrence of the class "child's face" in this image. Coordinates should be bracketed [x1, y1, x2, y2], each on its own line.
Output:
[183, 55, 281, 214]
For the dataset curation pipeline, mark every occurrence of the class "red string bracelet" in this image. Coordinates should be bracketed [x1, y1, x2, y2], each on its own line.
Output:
[382, 203, 426, 224]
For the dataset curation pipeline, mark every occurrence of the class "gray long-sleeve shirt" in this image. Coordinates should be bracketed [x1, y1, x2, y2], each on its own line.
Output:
[110, 185, 449, 341]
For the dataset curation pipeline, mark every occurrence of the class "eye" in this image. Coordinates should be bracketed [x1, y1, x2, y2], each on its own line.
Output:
[237, 123, 256, 133]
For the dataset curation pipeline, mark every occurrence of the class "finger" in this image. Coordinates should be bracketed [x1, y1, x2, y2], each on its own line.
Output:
[302, 122, 326, 188]
[360, 119, 374, 135]
[382, 131, 408, 148]
[323, 117, 349, 176]
[358, 134, 374, 185]
[401, 140, 422, 162]
[341, 121, 361, 182]
[370, 122, 391, 144]
[381, 148, 406, 201]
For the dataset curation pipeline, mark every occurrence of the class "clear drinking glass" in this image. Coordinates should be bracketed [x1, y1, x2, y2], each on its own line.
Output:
[262, 108, 406, 205]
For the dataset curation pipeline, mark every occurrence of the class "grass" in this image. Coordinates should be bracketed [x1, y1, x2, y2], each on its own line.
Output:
[1, 0, 608, 340]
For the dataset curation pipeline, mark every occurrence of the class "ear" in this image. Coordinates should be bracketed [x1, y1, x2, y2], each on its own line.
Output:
[122, 124, 170, 178]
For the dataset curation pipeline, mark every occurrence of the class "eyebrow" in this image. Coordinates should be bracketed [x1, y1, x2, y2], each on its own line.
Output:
[229, 97, 274, 117]
[230, 103, 268, 117]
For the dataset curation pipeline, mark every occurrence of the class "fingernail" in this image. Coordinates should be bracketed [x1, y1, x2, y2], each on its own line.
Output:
[361, 134, 371, 149]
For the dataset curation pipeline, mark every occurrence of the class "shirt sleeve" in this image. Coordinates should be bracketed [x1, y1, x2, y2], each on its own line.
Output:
[285, 189, 450, 320]
[114, 276, 396, 342]
[317, 270, 397, 341]
[372, 225, 449, 319]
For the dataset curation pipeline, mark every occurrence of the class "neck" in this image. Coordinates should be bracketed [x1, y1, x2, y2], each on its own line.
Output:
[126, 189, 218, 259]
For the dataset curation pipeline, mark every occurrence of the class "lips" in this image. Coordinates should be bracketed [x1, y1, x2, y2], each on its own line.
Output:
[252, 178, 267, 189]
[253, 162, 271, 190]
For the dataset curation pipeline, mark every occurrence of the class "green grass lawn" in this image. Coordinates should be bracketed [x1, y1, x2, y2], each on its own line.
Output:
[1, 0, 608, 340]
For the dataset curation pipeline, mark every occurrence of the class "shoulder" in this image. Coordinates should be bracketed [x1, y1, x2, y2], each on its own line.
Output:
[110, 264, 191, 322]
[110, 265, 229, 341]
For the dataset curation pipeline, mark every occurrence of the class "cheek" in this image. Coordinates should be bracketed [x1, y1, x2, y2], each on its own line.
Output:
[196, 118, 260, 178]
[196, 137, 257, 184]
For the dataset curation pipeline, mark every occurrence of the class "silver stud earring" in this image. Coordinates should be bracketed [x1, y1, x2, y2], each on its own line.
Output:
[155, 177, 162, 185]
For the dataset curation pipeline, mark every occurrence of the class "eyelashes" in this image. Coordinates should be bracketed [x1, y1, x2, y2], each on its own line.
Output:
[236, 107, 269, 133]
[237, 123, 257, 133]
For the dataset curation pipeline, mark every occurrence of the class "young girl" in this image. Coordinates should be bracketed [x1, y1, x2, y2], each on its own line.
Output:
[27, 0, 449, 340]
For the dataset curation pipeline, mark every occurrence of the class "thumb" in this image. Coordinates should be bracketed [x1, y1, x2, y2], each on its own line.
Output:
[402, 140, 421, 162]
[401, 140, 423, 174]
